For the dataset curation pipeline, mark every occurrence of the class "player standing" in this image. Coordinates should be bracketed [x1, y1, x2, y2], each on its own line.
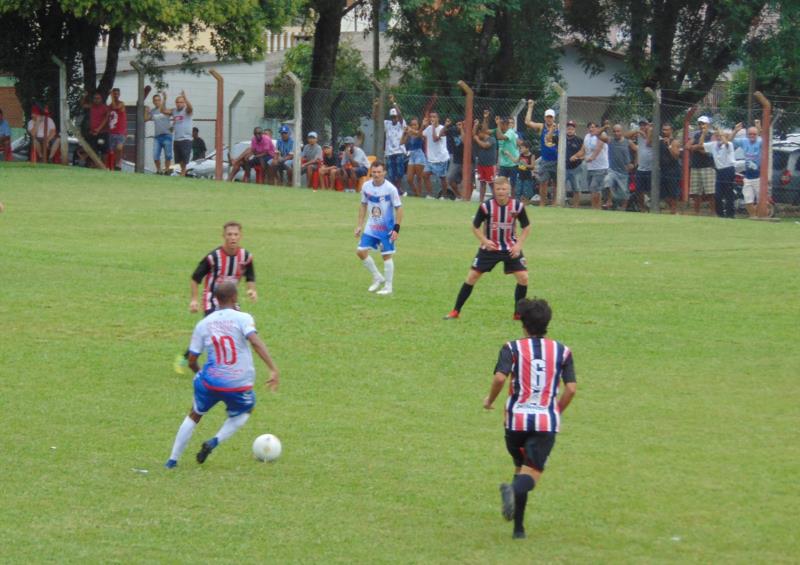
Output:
[444, 176, 531, 320]
[165, 282, 279, 468]
[355, 161, 403, 296]
[174, 221, 257, 373]
[484, 298, 577, 539]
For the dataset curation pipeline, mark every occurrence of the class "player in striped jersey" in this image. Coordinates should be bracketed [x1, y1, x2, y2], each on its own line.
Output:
[174, 221, 258, 374]
[484, 298, 577, 539]
[443, 176, 531, 320]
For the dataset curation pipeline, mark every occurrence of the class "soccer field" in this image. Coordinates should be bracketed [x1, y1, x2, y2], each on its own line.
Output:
[1, 164, 798, 563]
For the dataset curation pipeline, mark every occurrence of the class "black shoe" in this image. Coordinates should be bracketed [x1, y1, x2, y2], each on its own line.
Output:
[196, 440, 216, 464]
[500, 483, 514, 521]
[513, 529, 526, 539]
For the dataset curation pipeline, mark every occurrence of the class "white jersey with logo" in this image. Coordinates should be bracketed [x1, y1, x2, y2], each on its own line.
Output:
[189, 308, 257, 391]
[361, 180, 402, 237]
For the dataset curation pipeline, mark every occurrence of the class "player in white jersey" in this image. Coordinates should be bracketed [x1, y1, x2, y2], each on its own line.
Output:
[165, 282, 279, 468]
[355, 160, 404, 295]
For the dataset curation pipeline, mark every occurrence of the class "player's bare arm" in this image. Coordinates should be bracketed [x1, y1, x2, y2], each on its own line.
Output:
[189, 280, 200, 313]
[510, 224, 531, 258]
[246, 281, 257, 302]
[557, 382, 577, 413]
[248, 333, 280, 392]
[472, 224, 499, 251]
[355, 202, 367, 237]
[389, 206, 404, 242]
[187, 352, 200, 374]
[484, 371, 508, 409]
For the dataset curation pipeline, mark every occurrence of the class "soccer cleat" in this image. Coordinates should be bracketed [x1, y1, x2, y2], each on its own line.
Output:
[500, 483, 514, 521]
[443, 310, 460, 320]
[196, 439, 218, 464]
[164, 459, 178, 469]
[512, 529, 526, 540]
[173, 354, 188, 375]
[513, 312, 521, 321]
[376, 286, 393, 295]
[368, 278, 385, 292]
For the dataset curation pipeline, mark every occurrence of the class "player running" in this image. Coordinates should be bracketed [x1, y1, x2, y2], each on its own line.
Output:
[174, 221, 257, 374]
[355, 160, 403, 296]
[165, 282, 279, 468]
[484, 298, 577, 539]
[444, 176, 530, 320]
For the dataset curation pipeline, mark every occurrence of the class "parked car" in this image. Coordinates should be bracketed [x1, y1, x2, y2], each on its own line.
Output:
[173, 141, 255, 181]
[771, 141, 800, 205]
[11, 134, 80, 163]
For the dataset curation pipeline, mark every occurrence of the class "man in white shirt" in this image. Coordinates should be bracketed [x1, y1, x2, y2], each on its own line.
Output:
[570, 122, 609, 209]
[689, 129, 737, 219]
[384, 96, 407, 191]
[422, 112, 450, 199]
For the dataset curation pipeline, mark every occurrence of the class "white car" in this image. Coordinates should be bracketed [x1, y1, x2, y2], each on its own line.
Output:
[173, 141, 256, 181]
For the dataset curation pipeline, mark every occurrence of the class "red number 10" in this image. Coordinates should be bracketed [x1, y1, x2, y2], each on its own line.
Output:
[211, 335, 237, 365]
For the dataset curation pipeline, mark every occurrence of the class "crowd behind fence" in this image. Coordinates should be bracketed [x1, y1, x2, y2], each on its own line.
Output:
[5, 64, 799, 219]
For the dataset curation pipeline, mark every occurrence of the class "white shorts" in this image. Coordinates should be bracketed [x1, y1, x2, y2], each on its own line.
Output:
[742, 178, 759, 205]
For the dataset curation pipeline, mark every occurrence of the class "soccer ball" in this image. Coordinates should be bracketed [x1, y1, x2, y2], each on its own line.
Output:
[252, 434, 282, 462]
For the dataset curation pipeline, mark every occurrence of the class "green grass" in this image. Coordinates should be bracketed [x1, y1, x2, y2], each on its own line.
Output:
[1, 163, 799, 563]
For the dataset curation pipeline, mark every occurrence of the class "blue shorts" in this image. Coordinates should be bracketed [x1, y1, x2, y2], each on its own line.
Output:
[425, 160, 449, 178]
[193, 376, 255, 417]
[407, 149, 426, 166]
[386, 153, 406, 181]
[153, 134, 173, 161]
[358, 232, 396, 254]
[518, 178, 535, 200]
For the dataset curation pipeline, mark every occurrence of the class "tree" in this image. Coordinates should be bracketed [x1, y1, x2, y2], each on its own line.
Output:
[564, 0, 771, 107]
[0, 0, 294, 124]
[388, 0, 564, 98]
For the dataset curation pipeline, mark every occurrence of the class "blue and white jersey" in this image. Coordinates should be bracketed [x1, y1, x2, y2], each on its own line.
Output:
[361, 180, 402, 237]
[189, 308, 257, 392]
[733, 137, 763, 179]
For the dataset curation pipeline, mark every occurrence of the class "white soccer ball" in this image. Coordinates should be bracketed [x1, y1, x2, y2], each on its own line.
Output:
[252, 434, 282, 462]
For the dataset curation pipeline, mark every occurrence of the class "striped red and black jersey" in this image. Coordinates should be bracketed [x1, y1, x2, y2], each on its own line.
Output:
[473, 198, 530, 252]
[192, 246, 255, 312]
[495, 337, 575, 433]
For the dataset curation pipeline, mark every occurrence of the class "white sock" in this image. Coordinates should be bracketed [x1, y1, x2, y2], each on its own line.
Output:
[215, 413, 250, 444]
[383, 259, 394, 288]
[362, 256, 383, 281]
[169, 416, 197, 461]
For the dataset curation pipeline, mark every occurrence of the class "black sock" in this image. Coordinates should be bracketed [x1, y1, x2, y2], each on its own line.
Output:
[512, 474, 535, 532]
[514, 284, 528, 312]
[454, 283, 474, 312]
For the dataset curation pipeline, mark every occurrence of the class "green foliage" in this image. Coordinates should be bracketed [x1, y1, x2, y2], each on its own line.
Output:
[388, 0, 563, 98]
[1, 165, 799, 562]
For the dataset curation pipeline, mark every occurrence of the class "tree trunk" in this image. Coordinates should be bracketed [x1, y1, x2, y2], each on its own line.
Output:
[97, 26, 125, 98]
[473, 13, 496, 94]
[304, 0, 347, 136]
[489, 7, 515, 97]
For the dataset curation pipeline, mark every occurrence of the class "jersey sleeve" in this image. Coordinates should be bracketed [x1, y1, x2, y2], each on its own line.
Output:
[241, 313, 257, 338]
[244, 259, 255, 282]
[391, 186, 402, 208]
[188, 322, 205, 357]
[191, 256, 211, 283]
[517, 206, 530, 228]
[473, 203, 488, 228]
[561, 349, 576, 384]
[494, 343, 515, 375]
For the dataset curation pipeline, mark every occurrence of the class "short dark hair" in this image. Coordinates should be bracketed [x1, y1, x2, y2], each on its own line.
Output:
[517, 298, 552, 336]
[370, 160, 385, 170]
[521, 139, 531, 149]
[192, 127, 199, 133]
[223, 221, 242, 231]
[214, 281, 238, 304]
[587, 121, 598, 128]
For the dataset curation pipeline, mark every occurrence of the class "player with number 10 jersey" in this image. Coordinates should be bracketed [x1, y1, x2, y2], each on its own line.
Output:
[190, 308, 257, 392]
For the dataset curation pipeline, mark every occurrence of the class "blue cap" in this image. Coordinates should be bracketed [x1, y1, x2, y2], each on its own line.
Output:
[279, 125, 290, 134]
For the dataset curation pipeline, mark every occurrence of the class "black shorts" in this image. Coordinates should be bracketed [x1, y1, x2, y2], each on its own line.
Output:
[471, 248, 527, 274]
[174, 139, 193, 164]
[505, 430, 556, 471]
[87, 133, 108, 155]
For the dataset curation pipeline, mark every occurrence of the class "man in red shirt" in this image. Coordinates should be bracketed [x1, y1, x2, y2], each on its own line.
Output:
[82, 91, 110, 164]
[107, 88, 127, 171]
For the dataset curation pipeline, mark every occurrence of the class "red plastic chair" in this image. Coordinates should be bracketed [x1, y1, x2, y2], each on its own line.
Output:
[254, 164, 265, 184]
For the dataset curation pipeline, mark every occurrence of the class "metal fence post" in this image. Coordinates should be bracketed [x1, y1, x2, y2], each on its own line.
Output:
[457, 80, 474, 200]
[228, 89, 245, 151]
[130, 62, 146, 173]
[753, 91, 771, 219]
[681, 105, 697, 203]
[553, 83, 568, 207]
[287, 71, 302, 188]
[646, 87, 661, 213]
[51, 56, 68, 165]
[208, 70, 224, 181]
[372, 79, 385, 159]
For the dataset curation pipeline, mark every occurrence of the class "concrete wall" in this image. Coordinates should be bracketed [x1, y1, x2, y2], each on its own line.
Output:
[559, 45, 626, 98]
